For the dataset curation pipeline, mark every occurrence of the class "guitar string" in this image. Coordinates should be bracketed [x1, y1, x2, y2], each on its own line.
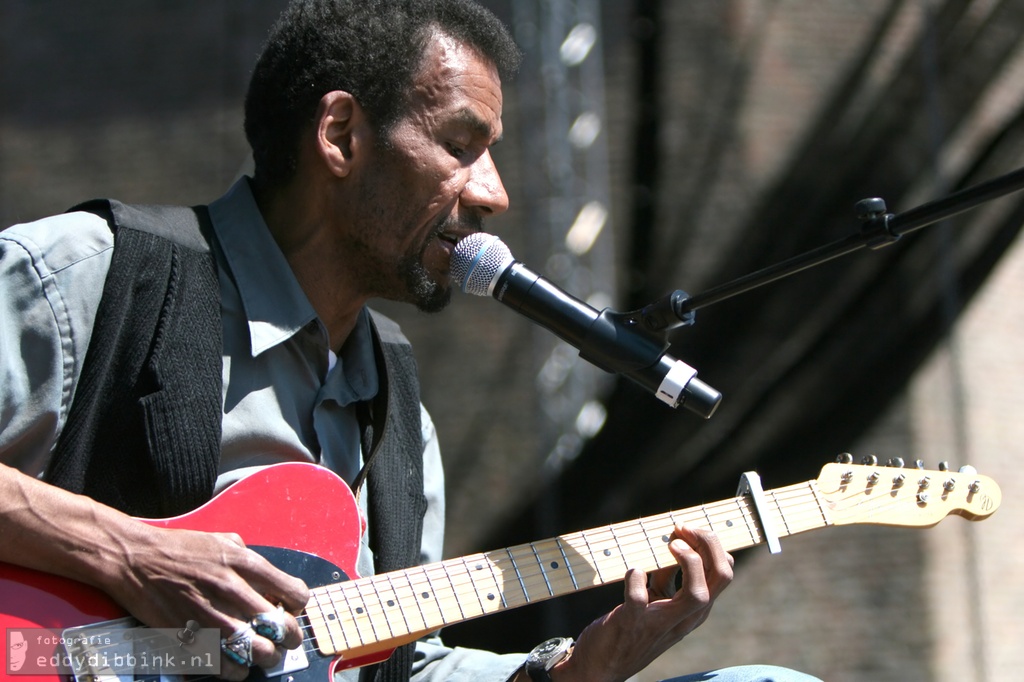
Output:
[63, 473, 973, 671]
[303, 492, 785, 650]
[307, 485, 830, 646]
[311, 487, 847, 637]
[320, 480, 961, 613]
[303, 473, 983, 652]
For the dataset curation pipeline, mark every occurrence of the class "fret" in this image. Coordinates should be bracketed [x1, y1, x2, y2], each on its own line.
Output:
[716, 500, 744, 538]
[557, 531, 602, 585]
[504, 547, 531, 603]
[406, 563, 449, 629]
[352, 578, 391, 641]
[701, 503, 716, 533]
[768, 489, 791, 537]
[528, 537, 577, 596]
[808, 481, 833, 530]
[400, 565, 433, 632]
[382, 571, 413, 637]
[333, 584, 364, 648]
[470, 553, 509, 611]
[568, 529, 607, 584]
[458, 555, 498, 616]
[590, 525, 630, 576]
[437, 560, 468, 621]
[307, 587, 352, 655]
[555, 537, 580, 591]
[334, 583, 372, 647]
[735, 496, 762, 548]
[636, 516, 668, 570]
[607, 523, 630, 570]
[528, 542, 555, 597]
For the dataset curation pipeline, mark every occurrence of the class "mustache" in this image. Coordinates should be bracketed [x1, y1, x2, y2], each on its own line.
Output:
[432, 211, 484, 239]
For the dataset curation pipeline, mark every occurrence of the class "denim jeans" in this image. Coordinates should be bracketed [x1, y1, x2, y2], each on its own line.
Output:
[663, 665, 823, 682]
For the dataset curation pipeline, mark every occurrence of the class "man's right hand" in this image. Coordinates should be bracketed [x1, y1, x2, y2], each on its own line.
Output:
[0, 464, 309, 681]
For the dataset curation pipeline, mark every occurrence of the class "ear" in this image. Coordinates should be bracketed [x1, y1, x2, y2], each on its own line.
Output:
[314, 90, 368, 178]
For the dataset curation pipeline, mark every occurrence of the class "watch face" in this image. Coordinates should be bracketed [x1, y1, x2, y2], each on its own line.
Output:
[535, 639, 562, 656]
[528, 637, 573, 671]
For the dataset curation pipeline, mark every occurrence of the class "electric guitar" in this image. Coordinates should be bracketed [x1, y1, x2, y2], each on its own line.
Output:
[0, 459, 1001, 681]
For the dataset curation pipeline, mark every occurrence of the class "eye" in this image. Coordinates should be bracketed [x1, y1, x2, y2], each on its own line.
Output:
[447, 142, 467, 159]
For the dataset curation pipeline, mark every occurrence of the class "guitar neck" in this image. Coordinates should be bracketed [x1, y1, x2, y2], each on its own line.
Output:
[306, 479, 827, 659]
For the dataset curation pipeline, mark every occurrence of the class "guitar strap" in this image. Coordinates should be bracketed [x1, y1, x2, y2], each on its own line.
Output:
[358, 311, 427, 682]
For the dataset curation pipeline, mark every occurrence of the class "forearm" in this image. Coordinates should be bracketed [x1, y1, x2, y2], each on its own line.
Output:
[0, 462, 145, 595]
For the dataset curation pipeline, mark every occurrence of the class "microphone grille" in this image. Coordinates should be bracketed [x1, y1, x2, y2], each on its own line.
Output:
[451, 233, 513, 296]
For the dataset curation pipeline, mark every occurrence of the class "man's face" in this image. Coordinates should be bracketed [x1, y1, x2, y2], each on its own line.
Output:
[346, 32, 508, 312]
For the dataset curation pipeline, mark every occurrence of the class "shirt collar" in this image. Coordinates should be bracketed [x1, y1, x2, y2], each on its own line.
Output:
[208, 177, 317, 357]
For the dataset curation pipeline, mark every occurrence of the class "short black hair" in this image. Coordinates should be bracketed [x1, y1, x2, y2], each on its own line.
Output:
[244, 0, 520, 190]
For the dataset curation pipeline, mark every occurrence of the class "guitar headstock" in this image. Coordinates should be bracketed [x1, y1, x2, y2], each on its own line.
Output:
[816, 455, 1001, 528]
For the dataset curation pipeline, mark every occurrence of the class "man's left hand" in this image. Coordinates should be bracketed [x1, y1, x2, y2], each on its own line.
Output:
[552, 524, 734, 682]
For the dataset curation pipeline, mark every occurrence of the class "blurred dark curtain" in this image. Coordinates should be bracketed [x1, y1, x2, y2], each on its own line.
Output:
[444, 0, 1024, 652]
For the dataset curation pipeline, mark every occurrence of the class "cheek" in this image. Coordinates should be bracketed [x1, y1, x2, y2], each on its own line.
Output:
[420, 170, 465, 214]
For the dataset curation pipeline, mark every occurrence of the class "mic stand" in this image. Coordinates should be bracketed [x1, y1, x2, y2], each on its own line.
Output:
[549, 166, 1024, 419]
[636, 165, 1024, 331]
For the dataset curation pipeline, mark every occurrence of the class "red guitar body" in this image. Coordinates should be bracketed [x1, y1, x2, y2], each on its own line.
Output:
[0, 462, 376, 681]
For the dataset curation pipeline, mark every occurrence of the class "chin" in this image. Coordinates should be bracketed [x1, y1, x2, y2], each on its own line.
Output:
[413, 286, 452, 314]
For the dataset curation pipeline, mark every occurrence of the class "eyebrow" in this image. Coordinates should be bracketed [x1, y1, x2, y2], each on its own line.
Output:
[451, 107, 503, 144]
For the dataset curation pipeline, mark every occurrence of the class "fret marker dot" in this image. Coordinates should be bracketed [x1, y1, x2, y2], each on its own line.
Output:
[421, 592, 430, 599]
[662, 535, 670, 543]
[603, 549, 612, 556]
[550, 561, 559, 569]
[487, 593, 496, 601]
[726, 520, 734, 527]
[387, 600, 395, 607]
[356, 607, 364, 614]
[327, 613, 336, 621]
[476, 564, 484, 571]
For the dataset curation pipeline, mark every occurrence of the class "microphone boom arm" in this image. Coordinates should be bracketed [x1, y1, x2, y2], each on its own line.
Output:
[642, 165, 1024, 329]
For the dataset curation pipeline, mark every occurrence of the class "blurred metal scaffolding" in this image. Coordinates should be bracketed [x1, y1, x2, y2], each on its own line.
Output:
[511, 0, 617, 483]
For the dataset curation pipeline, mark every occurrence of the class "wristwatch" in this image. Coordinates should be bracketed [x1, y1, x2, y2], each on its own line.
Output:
[524, 637, 574, 681]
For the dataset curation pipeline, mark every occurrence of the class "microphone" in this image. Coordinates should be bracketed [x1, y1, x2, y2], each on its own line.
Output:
[451, 233, 722, 419]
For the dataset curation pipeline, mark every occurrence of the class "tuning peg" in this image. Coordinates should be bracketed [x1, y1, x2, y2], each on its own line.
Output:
[862, 455, 878, 465]
[939, 461, 950, 471]
[836, 453, 854, 464]
[887, 457, 905, 468]
[959, 465, 977, 475]
[915, 459, 925, 469]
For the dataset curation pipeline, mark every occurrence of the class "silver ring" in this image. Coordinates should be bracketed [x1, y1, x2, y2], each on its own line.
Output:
[221, 625, 255, 667]
[251, 605, 288, 645]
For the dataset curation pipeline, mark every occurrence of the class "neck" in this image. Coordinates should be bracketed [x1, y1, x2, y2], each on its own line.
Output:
[253, 179, 367, 352]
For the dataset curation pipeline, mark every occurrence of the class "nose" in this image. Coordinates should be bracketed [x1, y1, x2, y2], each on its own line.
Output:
[461, 149, 509, 216]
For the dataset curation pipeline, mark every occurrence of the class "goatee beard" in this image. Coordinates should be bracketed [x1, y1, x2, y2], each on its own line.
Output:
[401, 214, 483, 313]
[399, 238, 452, 313]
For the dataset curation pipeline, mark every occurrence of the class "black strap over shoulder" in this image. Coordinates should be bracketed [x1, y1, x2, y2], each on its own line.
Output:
[360, 310, 427, 682]
[46, 200, 223, 518]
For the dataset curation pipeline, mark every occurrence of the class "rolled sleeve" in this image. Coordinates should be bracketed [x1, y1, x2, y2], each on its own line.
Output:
[0, 213, 112, 474]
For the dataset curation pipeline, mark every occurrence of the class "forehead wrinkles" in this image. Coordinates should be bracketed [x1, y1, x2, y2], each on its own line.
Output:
[406, 32, 502, 133]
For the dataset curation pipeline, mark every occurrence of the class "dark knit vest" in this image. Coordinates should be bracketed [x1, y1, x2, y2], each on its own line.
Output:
[45, 199, 426, 682]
